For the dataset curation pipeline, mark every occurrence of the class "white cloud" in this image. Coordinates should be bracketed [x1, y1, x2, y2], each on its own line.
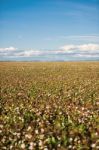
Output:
[60, 43, 99, 53]
[75, 53, 99, 58]
[0, 47, 42, 57]
[60, 35, 99, 39]
[58, 43, 99, 58]
[77, 44, 99, 51]
[15, 50, 43, 57]
[0, 46, 16, 51]
[44, 35, 99, 42]
[60, 45, 76, 53]
[0, 43, 99, 60]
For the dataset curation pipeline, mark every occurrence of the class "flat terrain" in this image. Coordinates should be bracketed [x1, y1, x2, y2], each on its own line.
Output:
[0, 62, 99, 150]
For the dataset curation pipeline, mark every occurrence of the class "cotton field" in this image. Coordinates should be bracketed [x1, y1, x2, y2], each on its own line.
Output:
[0, 62, 99, 150]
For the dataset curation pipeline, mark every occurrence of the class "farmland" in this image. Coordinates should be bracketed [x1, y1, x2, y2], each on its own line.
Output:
[0, 62, 99, 150]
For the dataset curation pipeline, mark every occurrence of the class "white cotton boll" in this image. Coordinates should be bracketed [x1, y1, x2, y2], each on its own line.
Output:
[27, 126, 32, 131]
[68, 145, 72, 149]
[29, 142, 34, 150]
[0, 130, 2, 133]
[21, 143, 25, 149]
[69, 137, 73, 142]
[91, 143, 96, 148]
[44, 148, 48, 150]
[41, 128, 44, 133]
[82, 107, 84, 111]
[39, 140, 43, 146]
[0, 124, 3, 128]
[35, 129, 39, 134]
[25, 134, 32, 139]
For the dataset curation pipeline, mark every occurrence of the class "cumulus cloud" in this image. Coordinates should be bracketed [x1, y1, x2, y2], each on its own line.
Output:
[0, 47, 42, 58]
[0, 46, 17, 52]
[0, 43, 99, 60]
[77, 44, 99, 51]
[60, 43, 99, 51]
[58, 43, 99, 59]
[56, 43, 99, 59]
[14, 50, 43, 57]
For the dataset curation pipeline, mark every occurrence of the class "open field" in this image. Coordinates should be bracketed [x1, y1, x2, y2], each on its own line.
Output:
[0, 62, 99, 150]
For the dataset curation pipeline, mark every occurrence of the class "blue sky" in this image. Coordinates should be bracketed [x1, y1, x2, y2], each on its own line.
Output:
[0, 0, 99, 61]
